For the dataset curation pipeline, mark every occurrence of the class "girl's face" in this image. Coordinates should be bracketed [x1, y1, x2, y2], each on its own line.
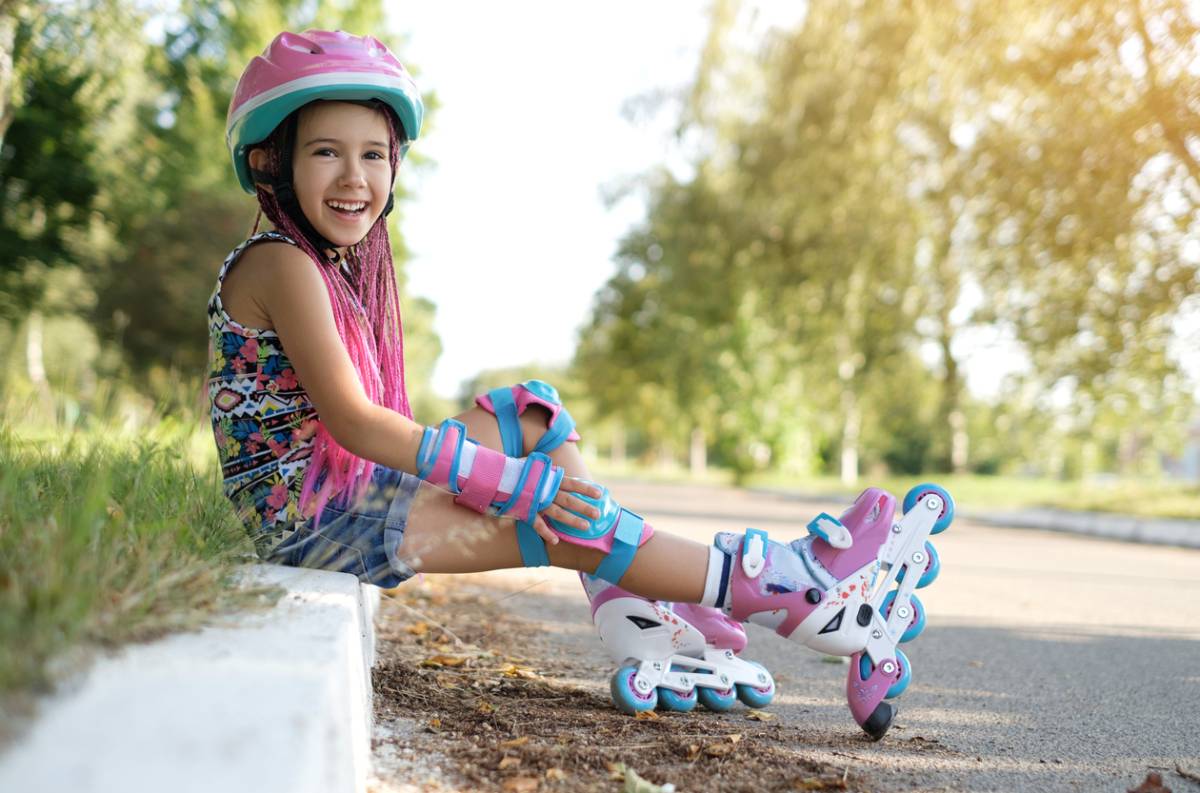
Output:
[290, 101, 394, 250]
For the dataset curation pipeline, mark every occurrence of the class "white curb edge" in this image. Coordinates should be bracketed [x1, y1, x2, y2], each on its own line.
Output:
[0, 564, 380, 793]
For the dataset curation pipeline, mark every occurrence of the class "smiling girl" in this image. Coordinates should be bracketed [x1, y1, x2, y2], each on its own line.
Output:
[207, 29, 953, 739]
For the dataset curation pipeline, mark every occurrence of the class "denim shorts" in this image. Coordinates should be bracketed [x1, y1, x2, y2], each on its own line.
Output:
[266, 465, 423, 588]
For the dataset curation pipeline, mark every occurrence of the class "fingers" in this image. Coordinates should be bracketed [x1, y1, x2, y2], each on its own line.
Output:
[559, 476, 603, 499]
[532, 515, 560, 545]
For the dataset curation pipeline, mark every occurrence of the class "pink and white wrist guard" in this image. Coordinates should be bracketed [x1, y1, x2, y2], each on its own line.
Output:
[416, 419, 562, 522]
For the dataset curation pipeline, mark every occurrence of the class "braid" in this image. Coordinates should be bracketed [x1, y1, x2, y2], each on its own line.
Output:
[252, 103, 412, 523]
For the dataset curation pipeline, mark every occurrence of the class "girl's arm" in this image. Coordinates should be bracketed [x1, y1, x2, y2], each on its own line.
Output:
[253, 242, 426, 471]
[247, 242, 595, 540]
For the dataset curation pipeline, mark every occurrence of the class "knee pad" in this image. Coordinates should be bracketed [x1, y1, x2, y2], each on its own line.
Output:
[476, 380, 582, 569]
[476, 379, 580, 457]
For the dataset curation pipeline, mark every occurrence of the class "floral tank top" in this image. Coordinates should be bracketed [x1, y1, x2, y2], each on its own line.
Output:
[207, 232, 318, 553]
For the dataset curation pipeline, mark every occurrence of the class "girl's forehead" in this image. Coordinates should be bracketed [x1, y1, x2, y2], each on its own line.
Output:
[297, 101, 391, 140]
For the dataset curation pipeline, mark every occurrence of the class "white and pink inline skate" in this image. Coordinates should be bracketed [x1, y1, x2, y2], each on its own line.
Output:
[587, 483, 954, 740]
[581, 575, 778, 713]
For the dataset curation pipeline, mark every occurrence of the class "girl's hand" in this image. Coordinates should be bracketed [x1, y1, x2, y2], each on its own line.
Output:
[531, 476, 605, 546]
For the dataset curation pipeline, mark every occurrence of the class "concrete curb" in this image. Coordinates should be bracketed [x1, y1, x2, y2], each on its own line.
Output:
[0, 564, 380, 793]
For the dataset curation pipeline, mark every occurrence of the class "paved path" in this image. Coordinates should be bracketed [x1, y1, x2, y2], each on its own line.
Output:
[418, 479, 1200, 792]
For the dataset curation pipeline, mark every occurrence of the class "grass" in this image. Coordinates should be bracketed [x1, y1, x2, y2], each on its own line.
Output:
[589, 460, 1200, 520]
[0, 387, 270, 718]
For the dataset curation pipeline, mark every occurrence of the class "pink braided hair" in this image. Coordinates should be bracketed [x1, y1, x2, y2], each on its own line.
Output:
[252, 101, 412, 524]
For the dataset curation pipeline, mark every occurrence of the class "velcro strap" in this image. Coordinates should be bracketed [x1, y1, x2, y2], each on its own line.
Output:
[454, 445, 506, 514]
[486, 386, 525, 458]
[593, 508, 646, 584]
[515, 520, 551, 567]
[495, 453, 552, 521]
[427, 421, 465, 492]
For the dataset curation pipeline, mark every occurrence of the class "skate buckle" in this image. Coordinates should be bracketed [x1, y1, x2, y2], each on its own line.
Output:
[742, 529, 769, 578]
[807, 513, 853, 549]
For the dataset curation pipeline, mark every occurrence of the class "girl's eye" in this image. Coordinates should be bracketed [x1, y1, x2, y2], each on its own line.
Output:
[314, 148, 336, 157]
[365, 151, 385, 160]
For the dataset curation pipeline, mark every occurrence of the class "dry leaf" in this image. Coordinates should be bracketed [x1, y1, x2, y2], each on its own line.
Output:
[545, 768, 567, 781]
[501, 776, 538, 792]
[421, 653, 468, 668]
[406, 621, 429, 636]
[746, 710, 774, 721]
[634, 710, 661, 721]
[500, 736, 530, 749]
[498, 756, 522, 770]
[727, 733, 742, 744]
[607, 761, 627, 780]
[499, 662, 540, 679]
[704, 742, 736, 757]
[684, 744, 701, 761]
[477, 701, 496, 715]
[968, 660, 985, 668]
[1127, 772, 1172, 793]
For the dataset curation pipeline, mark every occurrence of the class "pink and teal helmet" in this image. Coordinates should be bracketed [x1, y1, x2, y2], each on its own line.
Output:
[226, 29, 424, 194]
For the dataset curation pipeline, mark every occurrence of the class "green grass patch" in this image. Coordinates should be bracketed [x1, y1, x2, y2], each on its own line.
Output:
[590, 460, 1200, 520]
[0, 391, 270, 715]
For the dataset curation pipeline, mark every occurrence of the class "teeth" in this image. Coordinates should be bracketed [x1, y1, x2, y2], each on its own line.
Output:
[327, 200, 367, 212]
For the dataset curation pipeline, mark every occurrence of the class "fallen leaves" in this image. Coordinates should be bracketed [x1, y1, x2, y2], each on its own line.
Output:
[746, 709, 774, 721]
[498, 662, 542, 680]
[499, 736, 530, 749]
[703, 734, 743, 757]
[420, 653, 469, 668]
[634, 709, 660, 721]
[498, 756, 522, 770]
[501, 777, 539, 792]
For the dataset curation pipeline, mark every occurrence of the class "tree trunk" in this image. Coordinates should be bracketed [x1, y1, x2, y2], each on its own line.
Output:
[840, 388, 860, 487]
[610, 425, 626, 466]
[0, 2, 23, 148]
[26, 310, 48, 393]
[689, 427, 707, 476]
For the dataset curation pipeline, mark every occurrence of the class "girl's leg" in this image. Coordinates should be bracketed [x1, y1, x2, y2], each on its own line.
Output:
[396, 406, 711, 603]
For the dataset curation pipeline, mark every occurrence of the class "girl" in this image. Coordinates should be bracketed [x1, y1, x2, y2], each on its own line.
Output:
[209, 28, 953, 740]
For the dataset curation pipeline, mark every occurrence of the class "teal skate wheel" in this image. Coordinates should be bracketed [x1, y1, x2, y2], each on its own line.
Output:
[882, 590, 926, 643]
[895, 542, 940, 589]
[697, 685, 738, 712]
[857, 649, 911, 699]
[902, 483, 955, 534]
[610, 666, 658, 715]
[887, 649, 911, 698]
[735, 662, 775, 709]
[657, 673, 698, 712]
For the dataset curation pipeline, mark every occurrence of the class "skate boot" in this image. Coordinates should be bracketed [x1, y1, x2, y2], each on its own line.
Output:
[713, 483, 954, 740]
[581, 574, 777, 714]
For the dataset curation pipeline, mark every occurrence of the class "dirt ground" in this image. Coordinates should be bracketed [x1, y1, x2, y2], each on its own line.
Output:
[368, 577, 883, 793]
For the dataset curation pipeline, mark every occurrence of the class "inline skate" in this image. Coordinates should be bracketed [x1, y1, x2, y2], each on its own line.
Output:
[581, 574, 777, 713]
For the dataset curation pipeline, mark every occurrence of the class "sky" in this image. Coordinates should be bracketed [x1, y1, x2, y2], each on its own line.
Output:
[390, 3, 711, 398]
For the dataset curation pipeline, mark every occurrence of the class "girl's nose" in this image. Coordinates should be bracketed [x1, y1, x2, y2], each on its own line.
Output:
[339, 160, 368, 188]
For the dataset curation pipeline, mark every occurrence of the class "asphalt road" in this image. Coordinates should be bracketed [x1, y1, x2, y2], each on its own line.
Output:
[431, 478, 1200, 793]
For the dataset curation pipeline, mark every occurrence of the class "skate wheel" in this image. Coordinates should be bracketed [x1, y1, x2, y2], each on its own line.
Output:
[882, 590, 926, 643]
[736, 663, 776, 709]
[657, 686, 698, 712]
[888, 649, 912, 698]
[697, 686, 738, 712]
[895, 541, 940, 589]
[610, 666, 658, 714]
[858, 648, 911, 699]
[902, 483, 955, 534]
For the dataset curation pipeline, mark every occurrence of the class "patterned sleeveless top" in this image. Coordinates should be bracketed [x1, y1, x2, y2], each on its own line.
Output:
[207, 232, 319, 552]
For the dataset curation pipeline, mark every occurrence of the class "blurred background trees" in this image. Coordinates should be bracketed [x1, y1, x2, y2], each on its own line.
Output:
[576, 0, 1200, 484]
[1, 0, 1197, 489]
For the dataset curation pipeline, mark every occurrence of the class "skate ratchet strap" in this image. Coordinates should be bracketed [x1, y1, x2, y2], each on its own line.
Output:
[742, 528, 769, 578]
[591, 508, 648, 585]
[807, 513, 853, 549]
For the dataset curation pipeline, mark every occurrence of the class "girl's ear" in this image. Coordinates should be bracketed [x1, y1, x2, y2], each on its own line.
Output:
[248, 148, 274, 194]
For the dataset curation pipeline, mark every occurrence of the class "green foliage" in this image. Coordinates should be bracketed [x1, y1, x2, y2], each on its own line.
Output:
[0, 394, 265, 705]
